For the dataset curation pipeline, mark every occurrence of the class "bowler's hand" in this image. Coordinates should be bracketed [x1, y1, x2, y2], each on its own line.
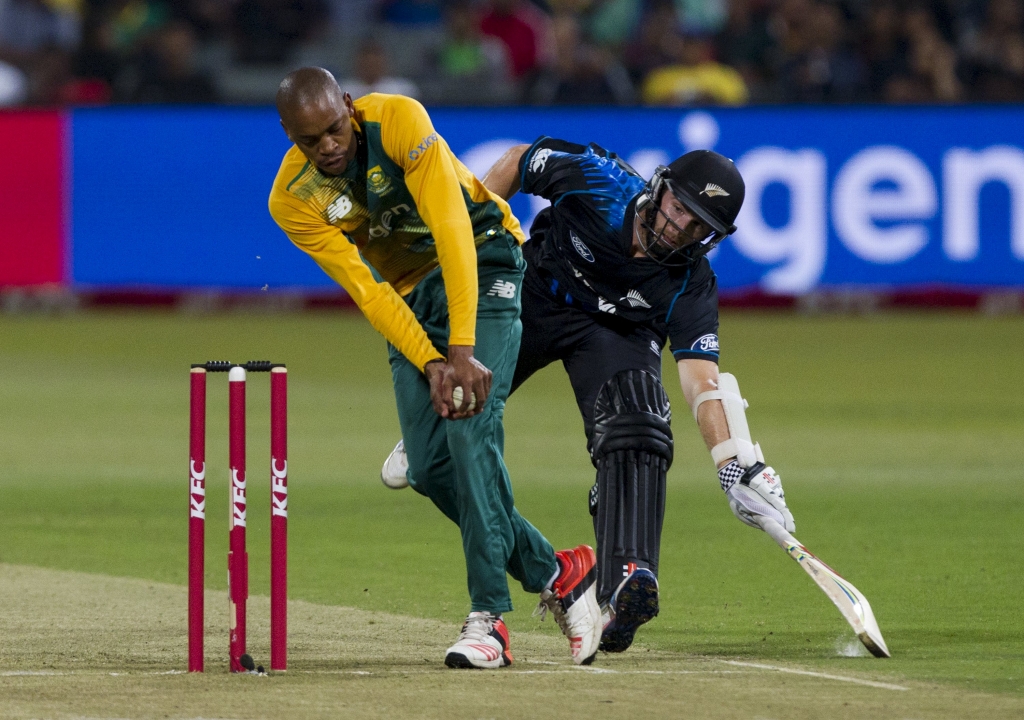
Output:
[424, 360, 450, 418]
[447, 345, 491, 419]
[430, 345, 490, 420]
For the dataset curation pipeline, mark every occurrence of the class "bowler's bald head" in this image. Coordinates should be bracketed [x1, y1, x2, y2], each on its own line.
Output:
[276, 67, 345, 126]
[276, 67, 358, 176]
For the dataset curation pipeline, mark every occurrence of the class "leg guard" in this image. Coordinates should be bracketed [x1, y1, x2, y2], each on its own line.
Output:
[589, 370, 673, 604]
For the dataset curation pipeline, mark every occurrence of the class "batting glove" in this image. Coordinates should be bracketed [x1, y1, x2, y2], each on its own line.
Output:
[718, 460, 796, 533]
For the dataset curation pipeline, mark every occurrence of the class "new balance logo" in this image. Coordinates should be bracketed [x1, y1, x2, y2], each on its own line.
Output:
[326, 194, 353, 222]
[700, 183, 729, 198]
[622, 289, 651, 309]
[487, 280, 517, 298]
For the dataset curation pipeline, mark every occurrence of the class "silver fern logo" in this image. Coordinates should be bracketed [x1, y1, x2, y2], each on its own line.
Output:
[621, 289, 651, 309]
[700, 183, 730, 198]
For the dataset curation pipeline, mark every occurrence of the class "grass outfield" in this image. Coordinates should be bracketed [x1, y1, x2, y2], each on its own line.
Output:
[1, 310, 1022, 717]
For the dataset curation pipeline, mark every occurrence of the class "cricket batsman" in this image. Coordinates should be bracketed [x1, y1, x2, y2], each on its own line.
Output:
[268, 69, 602, 668]
[383, 137, 796, 654]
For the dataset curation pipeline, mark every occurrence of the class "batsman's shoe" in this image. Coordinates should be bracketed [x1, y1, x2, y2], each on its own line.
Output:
[536, 545, 601, 665]
[444, 612, 513, 669]
[599, 568, 659, 653]
[380, 439, 409, 489]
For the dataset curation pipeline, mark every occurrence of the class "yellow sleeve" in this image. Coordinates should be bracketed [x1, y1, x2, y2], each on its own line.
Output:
[268, 191, 444, 371]
[381, 96, 478, 347]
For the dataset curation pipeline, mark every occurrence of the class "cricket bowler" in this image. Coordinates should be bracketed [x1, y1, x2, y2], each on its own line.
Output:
[268, 69, 603, 668]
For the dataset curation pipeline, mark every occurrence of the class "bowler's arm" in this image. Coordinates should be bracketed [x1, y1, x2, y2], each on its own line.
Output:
[482, 144, 530, 201]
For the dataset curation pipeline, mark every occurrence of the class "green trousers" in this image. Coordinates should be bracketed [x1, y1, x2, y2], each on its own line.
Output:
[389, 230, 558, 614]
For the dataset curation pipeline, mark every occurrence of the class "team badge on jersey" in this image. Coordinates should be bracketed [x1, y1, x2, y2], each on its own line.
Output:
[621, 289, 651, 309]
[570, 231, 595, 263]
[691, 334, 720, 353]
[367, 166, 393, 195]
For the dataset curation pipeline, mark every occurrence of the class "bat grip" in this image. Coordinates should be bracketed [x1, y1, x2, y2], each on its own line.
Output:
[757, 516, 801, 551]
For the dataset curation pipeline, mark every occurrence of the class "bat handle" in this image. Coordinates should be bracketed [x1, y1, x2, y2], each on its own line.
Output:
[757, 516, 801, 551]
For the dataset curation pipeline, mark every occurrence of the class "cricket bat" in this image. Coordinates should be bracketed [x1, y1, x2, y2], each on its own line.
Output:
[759, 518, 891, 658]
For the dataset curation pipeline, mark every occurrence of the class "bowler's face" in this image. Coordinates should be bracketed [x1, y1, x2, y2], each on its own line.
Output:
[282, 92, 357, 176]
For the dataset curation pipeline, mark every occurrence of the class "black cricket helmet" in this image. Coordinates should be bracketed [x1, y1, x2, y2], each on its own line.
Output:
[635, 150, 745, 267]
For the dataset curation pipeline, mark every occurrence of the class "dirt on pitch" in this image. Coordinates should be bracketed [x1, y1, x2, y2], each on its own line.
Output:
[0, 564, 1020, 720]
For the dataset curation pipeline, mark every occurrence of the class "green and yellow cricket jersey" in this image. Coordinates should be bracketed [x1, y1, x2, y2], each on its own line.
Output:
[268, 94, 525, 371]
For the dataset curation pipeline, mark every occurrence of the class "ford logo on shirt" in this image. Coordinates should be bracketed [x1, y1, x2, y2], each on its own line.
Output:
[691, 334, 719, 353]
[570, 231, 595, 263]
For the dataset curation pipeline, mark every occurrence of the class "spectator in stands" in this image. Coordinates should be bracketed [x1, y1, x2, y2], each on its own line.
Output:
[0, 0, 1016, 107]
[641, 32, 748, 105]
[25, 47, 71, 104]
[178, 0, 237, 43]
[860, 1, 908, 99]
[622, 2, 685, 84]
[585, 0, 644, 49]
[106, 0, 169, 55]
[530, 11, 634, 104]
[127, 19, 218, 102]
[328, 0, 376, 40]
[68, 10, 121, 103]
[233, 0, 328, 65]
[0, 0, 81, 82]
[715, 0, 778, 102]
[378, 0, 444, 26]
[883, 4, 961, 102]
[676, 0, 729, 36]
[0, 0, 87, 106]
[776, 2, 866, 102]
[480, 0, 551, 80]
[425, 0, 512, 104]
[339, 38, 420, 98]
[959, 0, 1024, 101]
[0, 59, 29, 105]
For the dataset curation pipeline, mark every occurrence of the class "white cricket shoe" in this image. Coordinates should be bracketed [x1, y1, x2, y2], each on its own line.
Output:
[380, 440, 409, 489]
[444, 612, 513, 669]
[535, 544, 602, 665]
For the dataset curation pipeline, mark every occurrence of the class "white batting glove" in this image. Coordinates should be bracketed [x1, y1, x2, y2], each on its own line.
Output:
[718, 460, 795, 533]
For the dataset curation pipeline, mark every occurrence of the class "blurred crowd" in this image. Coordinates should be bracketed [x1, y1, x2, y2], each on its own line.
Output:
[1, 0, 1022, 107]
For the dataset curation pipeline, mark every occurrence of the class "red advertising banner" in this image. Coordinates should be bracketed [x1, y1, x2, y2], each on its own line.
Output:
[0, 111, 65, 286]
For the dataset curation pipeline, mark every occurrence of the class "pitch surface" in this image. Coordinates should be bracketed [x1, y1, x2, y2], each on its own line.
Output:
[0, 311, 1021, 718]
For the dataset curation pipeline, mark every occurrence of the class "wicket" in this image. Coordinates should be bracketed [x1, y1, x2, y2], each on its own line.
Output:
[188, 361, 288, 673]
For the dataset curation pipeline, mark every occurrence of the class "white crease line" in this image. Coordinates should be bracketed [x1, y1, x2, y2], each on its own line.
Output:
[719, 660, 908, 691]
[299, 668, 745, 676]
[3, 668, 744, 678]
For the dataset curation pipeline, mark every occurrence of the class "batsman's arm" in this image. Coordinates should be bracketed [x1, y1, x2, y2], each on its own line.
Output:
[677, 359, 730, 466]
[481, 144, 529, 201]
[678, 358, 796, 532]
